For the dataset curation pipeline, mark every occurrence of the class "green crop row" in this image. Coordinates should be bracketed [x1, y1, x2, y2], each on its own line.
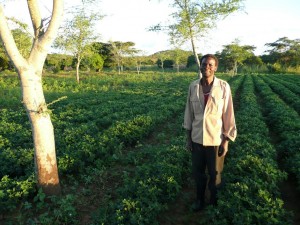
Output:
[0, 72, 193, 221]
[260, 76, 300, 114]
[1, 73, 298, 224]
[202, 75, 292, 225]
[280, 74, 300, 85]
[253, 75, 300, 189]
[266, 75, 300, 96]
[91, 115, 190, 225]
[51, 76, 189, 176]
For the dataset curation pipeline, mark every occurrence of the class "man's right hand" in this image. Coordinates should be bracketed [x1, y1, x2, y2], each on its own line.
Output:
[186, 140, 193, 152]
[186, 130, 193, 152]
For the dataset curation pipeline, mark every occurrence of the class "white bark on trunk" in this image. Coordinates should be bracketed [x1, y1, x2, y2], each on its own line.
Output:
[136, 63, 140, 74]
[118, 62, 121, 75]
[182, 0, 201, 79]
[0, 0, 64, 195]
[21, 68, 61, 195]
[76, 59, 80, 83]
[234, 61, 238, 76]
[191, 37, 202, 78]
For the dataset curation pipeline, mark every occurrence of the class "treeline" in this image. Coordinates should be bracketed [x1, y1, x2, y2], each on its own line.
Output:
[35, 36, 300, 75]
[1, 36, 300, 75]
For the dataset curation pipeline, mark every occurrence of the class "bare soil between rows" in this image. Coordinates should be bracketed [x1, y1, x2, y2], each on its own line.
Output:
[158, 176, 300, 225]
[280, 175, 300, 225]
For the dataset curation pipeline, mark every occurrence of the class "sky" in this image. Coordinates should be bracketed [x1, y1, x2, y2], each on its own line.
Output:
[93, 0, 300, 55]
[2, 0, 300, 56]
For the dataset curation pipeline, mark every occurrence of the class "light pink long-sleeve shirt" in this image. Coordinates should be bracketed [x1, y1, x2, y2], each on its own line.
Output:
[183, 77, 237, 146]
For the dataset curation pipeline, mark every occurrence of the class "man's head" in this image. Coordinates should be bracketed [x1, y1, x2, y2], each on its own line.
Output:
[200, 54, 218, 67]
[200, 54, 218, 79]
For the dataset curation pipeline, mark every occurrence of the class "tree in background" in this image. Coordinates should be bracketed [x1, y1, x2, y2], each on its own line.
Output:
[171, 47, 190, 72]
[128, 50, 147, 74]
[241, 55, 265, 73]
[151, 0, 244, 77]
[217, 39, 255, 75]
[132, 55, 145, 74]
[54, 1, 102, 83]
[109, 41, 138, 74]
[0, 19, 32, 70]
[82, 52, 104, 72]
[0, 41, 10, 70]
[45, 53, 73, 73]
[91, 42, 114, 68]
[186, 53, 201, 69]
[156, 51, 170, 72]
[0, 0, 63, 195]
[263, 37, 300, 72]
[10, 21, 32, 58]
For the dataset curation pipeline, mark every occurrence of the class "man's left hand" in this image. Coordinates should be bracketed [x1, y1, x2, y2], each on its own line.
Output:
[219, 139, 229, 157]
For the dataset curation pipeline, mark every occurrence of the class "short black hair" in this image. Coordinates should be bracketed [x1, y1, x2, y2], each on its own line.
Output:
[200, 54, 218, 67]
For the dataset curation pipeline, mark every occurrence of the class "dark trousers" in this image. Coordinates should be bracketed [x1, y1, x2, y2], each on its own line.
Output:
[191, 142, 224, 205]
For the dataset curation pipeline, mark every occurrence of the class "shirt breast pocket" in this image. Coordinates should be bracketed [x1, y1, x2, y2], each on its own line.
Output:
[211, 96, 224, 115]
[190, 97, 202, 114]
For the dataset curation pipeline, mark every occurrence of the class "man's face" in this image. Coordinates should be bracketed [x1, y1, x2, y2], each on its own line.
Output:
[200, 57, 217, 79]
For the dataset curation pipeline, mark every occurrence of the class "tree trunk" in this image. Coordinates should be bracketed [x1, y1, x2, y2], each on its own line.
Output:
[191, 37, 201, 78]
[185, 0, 201, 79]
[76, 59, 80, 83]
[233, 61, 237, 76]
[20, 67, 61, 195]
[117, 61, 121, 75]
[0, 0, 64, 196]
[136, 63, 140, 74]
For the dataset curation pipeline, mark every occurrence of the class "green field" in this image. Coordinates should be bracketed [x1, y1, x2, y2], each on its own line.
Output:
[0, 72, 299, 224]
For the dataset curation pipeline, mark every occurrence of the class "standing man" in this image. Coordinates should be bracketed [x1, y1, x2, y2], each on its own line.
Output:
[183, 54, 237, 211]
